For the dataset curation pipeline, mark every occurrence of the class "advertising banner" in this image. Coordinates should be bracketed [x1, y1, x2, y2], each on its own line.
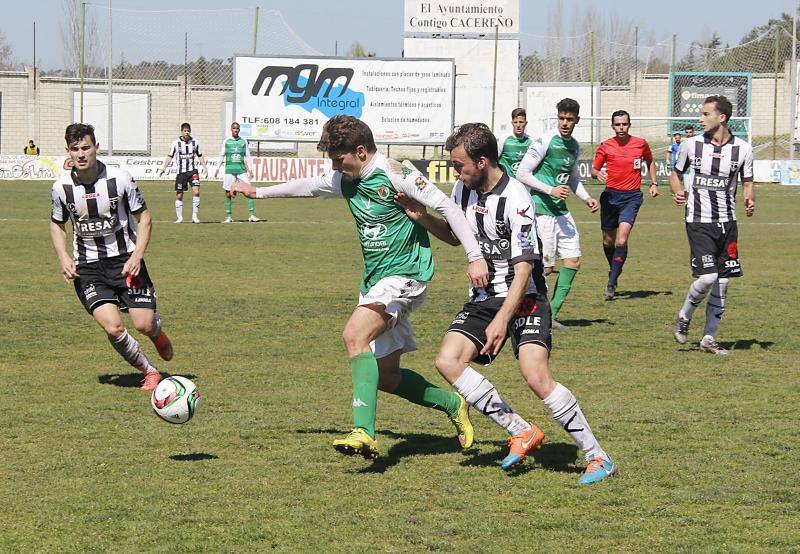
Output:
[234, 56, 455, 145]
[403, 0, 519, 35]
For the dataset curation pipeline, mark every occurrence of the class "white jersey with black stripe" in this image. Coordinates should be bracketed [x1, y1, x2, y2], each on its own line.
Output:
[674, 133, 754, 223]
[50, 162, 147, 265]
[451, 172, 545, 301]
[169, 137, 203, 173]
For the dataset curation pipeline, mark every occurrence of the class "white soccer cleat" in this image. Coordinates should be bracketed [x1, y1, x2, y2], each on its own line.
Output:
[174, 217, 183, 224]
[192, 215, 201, 224]
[674, 316, 690, 344]
[248, 214, 261, 222]
[222, 216, 233, 224]
[700, 335, 729, 356]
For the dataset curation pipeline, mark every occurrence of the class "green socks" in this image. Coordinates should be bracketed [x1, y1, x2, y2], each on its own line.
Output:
[551, 266, 578, 320]
[349, 352, 379, 438]
[224, 195, 233, 217]
[247, 198, 255, 215]
[392, 368, 461, 417]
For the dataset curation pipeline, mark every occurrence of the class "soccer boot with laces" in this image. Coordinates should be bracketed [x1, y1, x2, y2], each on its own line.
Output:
[151, 329, 173, 361]
[448, 394, 474, 449]
[248, 214, 261, 222]
[501, 423, 545, 470]
[332, 428, 379, 460]
[674, 315, 690, 344]
[700, 335, 730, 356]
[141, 370, 163, 392]
[578, 456, 617, 485]
[604, 282, 616, 301]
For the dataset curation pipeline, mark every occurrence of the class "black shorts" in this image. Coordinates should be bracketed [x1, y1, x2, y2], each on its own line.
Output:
[600, 188, 643, 230]
[447, 294, 552, 365]
[73, 254, 158, 314]
[175, 170, 201, 192]
[686, 222, 742, 278]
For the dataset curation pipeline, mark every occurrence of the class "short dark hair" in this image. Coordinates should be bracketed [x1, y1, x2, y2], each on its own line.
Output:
[611, 110, 630, 124]
[317, 115, 376, 154]
[684, 125, 694, 131]
[557, 98, 580, 116]
[511, 108, 527, 119]
[673, 132, 682, 137]
[445, 123, 499, 165]
[181, 122, 191, 131]
[65, 123, 96, 146]
[704, 95, 733, 121]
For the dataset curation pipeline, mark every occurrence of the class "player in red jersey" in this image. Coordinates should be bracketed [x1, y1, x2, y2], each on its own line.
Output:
[591, 110, 659, 299]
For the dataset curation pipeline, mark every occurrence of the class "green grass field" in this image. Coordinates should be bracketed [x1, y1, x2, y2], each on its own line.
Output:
[1, 179, 798, 551]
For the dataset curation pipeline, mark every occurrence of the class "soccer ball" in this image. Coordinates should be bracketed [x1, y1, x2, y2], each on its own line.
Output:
[151, 376, 200, 424]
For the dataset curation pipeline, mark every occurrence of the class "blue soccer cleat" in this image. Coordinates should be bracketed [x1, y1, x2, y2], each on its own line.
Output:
[578, 456, 617, 485]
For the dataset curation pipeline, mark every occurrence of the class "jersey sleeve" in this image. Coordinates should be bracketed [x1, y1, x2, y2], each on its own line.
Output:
[243, 139, 252, 161]
[255, 172, 343, 199]
[122, 171, 147, 214]
[740, 144, 754, 181]
[592, 143, 607, 170]
[168, 140, 178, 158]
[642, 140, 653, 163]
[508, 190, 538, 265]
[393, 171, 449, 209]
[516, 136, 552, 193]
[50, 184, 68, 223]
[674, 140, 690, 172]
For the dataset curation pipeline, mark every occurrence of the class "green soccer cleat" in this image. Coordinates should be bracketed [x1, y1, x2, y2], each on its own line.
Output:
[449, 394, 474, 449]
[332, 428, 379, 460]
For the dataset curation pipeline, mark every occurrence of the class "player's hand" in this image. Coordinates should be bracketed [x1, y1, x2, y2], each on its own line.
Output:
[59, 256, 79, 282]
[247, 170, 254, 180]
[481, 314, 509, 357]
[649, 183, 660, 198]
[467, 259, 489, 289]
[585, 197, 599, 213]
[597, 169, 608, 183]
[550, 185, 570, 200]
[393, 192, 427, 221]
[121, 254, 142, 277]
[156, 169, 164, 177]
[673, 190, 686, 206]
[744, 197, 755, 217]
[231, 182, 257, 198]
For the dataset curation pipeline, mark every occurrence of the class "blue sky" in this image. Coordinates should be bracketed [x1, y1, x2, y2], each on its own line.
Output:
[3, 0, 794, 69]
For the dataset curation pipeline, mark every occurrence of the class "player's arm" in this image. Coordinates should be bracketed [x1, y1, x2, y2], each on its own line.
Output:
[49, 220, 79, 281]
[119, 173, 150, 277]
[741, 146, 755, 217]
[243, 140, 254, 180]
[482, 260, 532, 356]
[394, 192, 458, 244]
[214, 141, 225, 178]
[235, 172, 343, 199]
[670, 141, 689, 206]
[157, 155, 173, 177]
[567, 164, 598, 212]
[590, 145, 607, 183]
[197, 154, 209, 177]
[516, 137, 570, 199]
[643, 141, 659, 196]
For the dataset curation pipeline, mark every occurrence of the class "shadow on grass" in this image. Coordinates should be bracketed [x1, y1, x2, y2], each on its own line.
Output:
[169, 453, 219, 461]
[614, 290, 674, 299]
[98, 372, 198, 388]
[558, 318, 610, 328]
[726, 339, 774, 351]
[459, 441, 581, 476]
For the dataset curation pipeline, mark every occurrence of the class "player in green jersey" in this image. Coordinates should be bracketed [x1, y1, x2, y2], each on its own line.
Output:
[213, 122, 260, 223]
[496, 107, 531, 178]
[517, 98, 598, 327]
[231, 115, 489, 460]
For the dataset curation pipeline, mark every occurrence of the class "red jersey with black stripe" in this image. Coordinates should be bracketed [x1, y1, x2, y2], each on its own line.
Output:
[592, 135, 653, 191]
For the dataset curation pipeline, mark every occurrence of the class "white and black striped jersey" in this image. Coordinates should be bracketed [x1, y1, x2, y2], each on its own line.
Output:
[51, 162, 147, 265]
[451, 172, 545, 301]
[168, 136, 203, 173]
[674, 133, 754, 223]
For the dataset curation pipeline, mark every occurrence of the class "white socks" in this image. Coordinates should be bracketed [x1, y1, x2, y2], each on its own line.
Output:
[192, 196, 200, 218]
[543, 383, 606, 461]
[679, 272, 718, 320]
[703, 277, 729, 338]
[452, 366, 531, 436]
[175, 200, 183, 220]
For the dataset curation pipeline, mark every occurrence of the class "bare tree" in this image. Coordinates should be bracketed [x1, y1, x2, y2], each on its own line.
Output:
[0, 29, 15, 70]
[60, 0, 104, 77]
[346, 41, 376, 58]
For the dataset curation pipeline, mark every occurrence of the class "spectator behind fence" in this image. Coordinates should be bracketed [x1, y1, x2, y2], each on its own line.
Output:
[24, 140, 40, 155]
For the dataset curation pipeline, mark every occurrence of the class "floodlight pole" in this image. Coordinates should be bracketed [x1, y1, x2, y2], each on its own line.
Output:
[491, 26, 499, 131]
[80, 2, 86, 122]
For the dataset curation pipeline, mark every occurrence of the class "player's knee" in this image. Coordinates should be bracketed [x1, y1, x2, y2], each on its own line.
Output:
[434, 351, 462, 380]
[525, 371, 555, 399]
[133, 319, 155, 337]
[565, 258, 581, 270]
[104, 321, 126, 338]
[697, 273, 718, 288]
[616, 236, 629, 247]
[341, 326, 368, 354]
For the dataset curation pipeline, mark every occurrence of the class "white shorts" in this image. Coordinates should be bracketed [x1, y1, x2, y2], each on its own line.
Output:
[223, 173, 250, 191]
[357, 276, 427, 359]
[537, 213, 581, 267]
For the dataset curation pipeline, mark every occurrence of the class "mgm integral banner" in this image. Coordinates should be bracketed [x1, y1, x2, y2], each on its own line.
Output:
[234, 55, 455, 145]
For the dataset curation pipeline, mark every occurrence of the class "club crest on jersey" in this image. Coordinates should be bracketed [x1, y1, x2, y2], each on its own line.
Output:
[109, 196, 119, 210]
[376, 185, 391, 200]
[414, 177, 427, 190]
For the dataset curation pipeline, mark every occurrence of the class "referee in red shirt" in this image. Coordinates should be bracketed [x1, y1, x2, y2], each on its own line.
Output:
[591, 110, 659, 300]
